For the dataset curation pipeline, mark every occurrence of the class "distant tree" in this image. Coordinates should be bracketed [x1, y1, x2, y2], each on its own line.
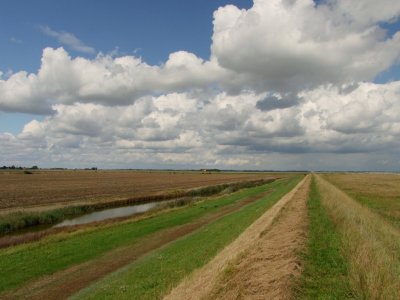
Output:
[31, 165, 39, 169]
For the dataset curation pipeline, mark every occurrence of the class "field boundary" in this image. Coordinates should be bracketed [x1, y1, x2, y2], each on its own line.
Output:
[1, 189, 274, 300]
[0, 178, 276, 236]
[164, 175, 309, 300]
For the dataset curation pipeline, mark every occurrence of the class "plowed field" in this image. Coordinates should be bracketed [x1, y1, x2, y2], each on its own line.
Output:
[0, 170, 281, 211]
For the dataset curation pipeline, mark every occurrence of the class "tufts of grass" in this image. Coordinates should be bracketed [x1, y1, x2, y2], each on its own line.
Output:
[297, 176, 353, 299]
[315, 174, 400, 300]
[72, 176, 302, 300]
[0, 206, 96, 235]
[323, 173, 400, 229]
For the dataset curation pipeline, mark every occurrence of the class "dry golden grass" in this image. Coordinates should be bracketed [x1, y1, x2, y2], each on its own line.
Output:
[315, 174, 400, 299]
[323, 173, 400, 224]
[0, 170, 282, 211]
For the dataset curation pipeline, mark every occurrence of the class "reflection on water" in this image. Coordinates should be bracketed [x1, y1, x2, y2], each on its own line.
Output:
[54, 202, 158, 227]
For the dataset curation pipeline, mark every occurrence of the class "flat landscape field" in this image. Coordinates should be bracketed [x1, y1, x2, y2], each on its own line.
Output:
[322, 172, 400, 227]
[0, 170, 279, 211]
[1, 172, 399, 299]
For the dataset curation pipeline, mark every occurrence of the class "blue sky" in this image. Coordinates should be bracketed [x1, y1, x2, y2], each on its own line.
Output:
[1, 0, 400, 170]
[0, 0, 252, 134]
[1, 0, 252, 72]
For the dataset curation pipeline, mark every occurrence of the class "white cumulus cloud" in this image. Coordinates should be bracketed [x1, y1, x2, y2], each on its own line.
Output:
[1, 0, 400, 170]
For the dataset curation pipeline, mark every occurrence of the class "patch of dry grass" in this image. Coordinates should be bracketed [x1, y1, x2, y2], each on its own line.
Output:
[323, 173, 400, 227]
[315, 174, 400, 299]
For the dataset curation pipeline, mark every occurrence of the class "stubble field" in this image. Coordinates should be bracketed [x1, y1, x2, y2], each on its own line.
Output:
[0, 170, 279, 211]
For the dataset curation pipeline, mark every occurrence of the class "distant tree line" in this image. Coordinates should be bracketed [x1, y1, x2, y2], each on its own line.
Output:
[1, 165, 38, 170]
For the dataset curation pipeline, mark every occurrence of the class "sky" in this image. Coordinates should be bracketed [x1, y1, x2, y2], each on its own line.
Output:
[1, 0, 400, 171]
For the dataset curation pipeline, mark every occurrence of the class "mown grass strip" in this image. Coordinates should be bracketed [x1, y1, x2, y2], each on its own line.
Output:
[73, 176, 303, 299]
[0, 178, 291, 294]
[297, 176, 353, 299]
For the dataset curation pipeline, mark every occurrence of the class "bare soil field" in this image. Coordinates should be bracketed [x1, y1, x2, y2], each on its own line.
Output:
[0, 170, 280, 211]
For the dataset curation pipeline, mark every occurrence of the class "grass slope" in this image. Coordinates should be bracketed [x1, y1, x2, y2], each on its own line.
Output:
[315, 174, 400, 299]
[298, 176, 353, 299]
[73, 176, 302, 299]
[0, 177, 295, 294]
[323, 173, 400, 228]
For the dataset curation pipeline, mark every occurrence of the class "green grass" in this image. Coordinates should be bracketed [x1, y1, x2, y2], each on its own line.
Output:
[322, 174, 400, 229]
[0, 177, 295, 294]
[73, 176, 303, 299]
[0, 206, 96, 234]
[297, 176, 353, 299]
[0, 179, 274, 235]
[344, 193, 400, 228]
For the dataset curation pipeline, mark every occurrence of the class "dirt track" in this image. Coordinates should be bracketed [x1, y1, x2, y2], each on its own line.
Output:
[1, 189, 272, 300]
[209, 175, 310, 299]
[164, 175, 310, 300]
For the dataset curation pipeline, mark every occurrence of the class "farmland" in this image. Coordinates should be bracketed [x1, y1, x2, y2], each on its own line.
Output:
[0, 171, 399, 299]
[322, 173, 400, 228]
[0, 170, 279, 211]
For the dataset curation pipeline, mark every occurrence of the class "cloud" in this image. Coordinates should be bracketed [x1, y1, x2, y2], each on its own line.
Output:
[40, 25, 95, 54]
[1, 0, 397, 115]
[211, 0, 400, 92]
[10, 37, 23, 44]
[2, 81, 400, 170]
[256, 93, 301, 111]
[0, 47, 229, 114]
[1, 0, 400, 170]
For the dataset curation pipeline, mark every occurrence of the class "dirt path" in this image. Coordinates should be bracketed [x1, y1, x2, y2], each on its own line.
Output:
[164, 175, 310, 300]
[1, 189, 272, 300]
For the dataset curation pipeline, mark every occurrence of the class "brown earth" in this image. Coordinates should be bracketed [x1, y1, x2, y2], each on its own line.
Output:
[164, 175, 309, 300]
[0, 170, 282, 212]
[1, 188, 272, 300]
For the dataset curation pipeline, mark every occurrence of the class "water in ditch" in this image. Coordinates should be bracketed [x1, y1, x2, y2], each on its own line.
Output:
[54, 202, 158, 227]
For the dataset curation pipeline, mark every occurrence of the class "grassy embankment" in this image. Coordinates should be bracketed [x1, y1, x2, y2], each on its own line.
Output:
[298, 176, 353, 299]
[315, 174, 400, 299]
[0, 179, 273, 235]
[0, 176, 300, 295]
[323, 173, 400, 228]
[71, 176, 303, 299]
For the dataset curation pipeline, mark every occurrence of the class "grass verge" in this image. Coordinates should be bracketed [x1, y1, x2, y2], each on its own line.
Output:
[72, 176, 302, 299]
[0, 179, 274, 235]
[0, 177, 292, 294]
[315, 174, 400, 299]
[297, 176, 353, 299]
[323, 173, 400, 229]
